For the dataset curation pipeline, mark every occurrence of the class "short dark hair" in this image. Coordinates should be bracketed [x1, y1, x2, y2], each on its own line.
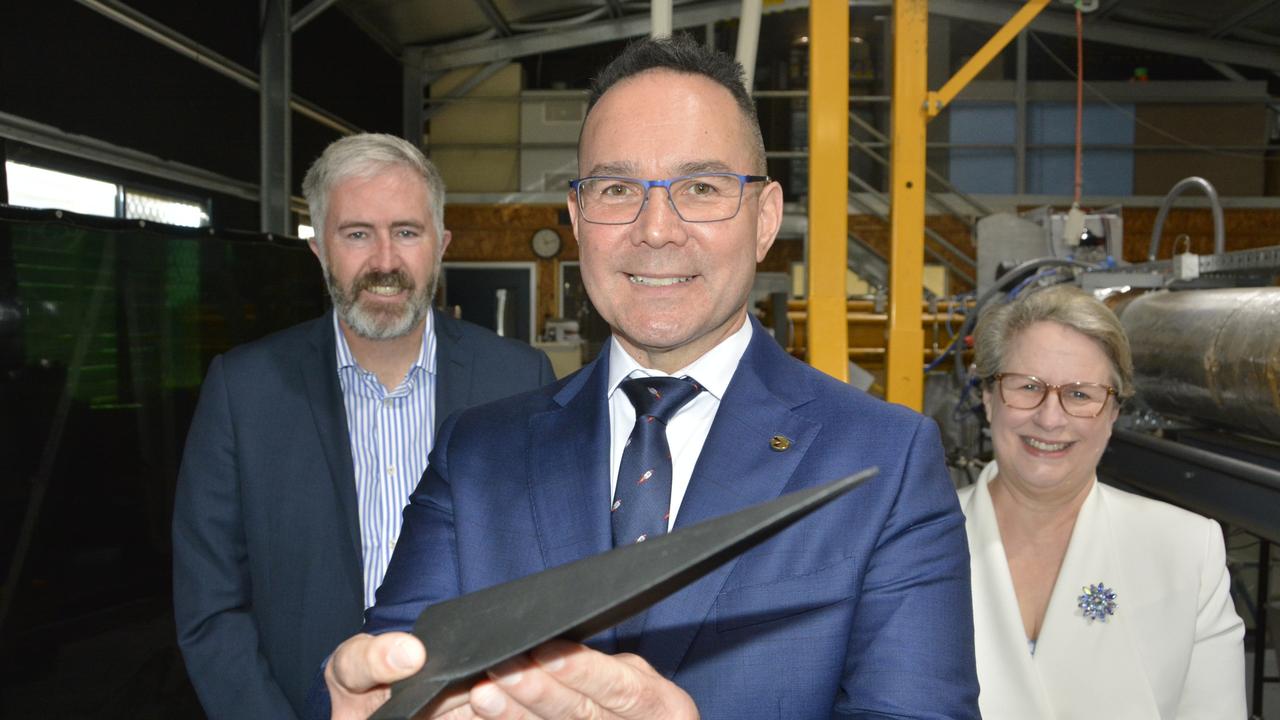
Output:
[584, 34, 767, 173]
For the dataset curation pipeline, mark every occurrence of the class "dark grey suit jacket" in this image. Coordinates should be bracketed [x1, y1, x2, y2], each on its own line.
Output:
[172, 308, 555, 719]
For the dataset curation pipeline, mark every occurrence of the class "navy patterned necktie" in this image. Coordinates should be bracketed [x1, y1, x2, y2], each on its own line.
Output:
[611, 376, 704, 547]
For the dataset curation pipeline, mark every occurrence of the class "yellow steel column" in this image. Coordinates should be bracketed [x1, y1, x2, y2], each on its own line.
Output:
[886, 0, 928, 409]
[806, 0, 849, 382]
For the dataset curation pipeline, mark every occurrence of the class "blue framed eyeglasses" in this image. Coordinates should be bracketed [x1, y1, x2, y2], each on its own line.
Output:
[568, 173, 770, 225]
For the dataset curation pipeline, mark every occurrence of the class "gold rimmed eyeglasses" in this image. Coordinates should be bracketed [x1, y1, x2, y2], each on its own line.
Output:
[992, 372, 1117, 418]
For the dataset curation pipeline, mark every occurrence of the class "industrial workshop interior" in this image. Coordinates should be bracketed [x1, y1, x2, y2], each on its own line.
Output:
[2, 0, 1280, 717]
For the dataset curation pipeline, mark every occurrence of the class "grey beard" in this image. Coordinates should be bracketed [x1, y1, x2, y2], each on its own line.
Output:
[326, 267, 439, 340]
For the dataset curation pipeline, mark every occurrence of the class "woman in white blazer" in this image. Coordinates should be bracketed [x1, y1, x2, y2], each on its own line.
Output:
[960, 285, 1244, 719]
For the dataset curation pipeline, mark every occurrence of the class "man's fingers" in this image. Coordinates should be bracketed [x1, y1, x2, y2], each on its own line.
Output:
[477, 640, 696, 720]
[532, 643, 652, 718]
[331, 632, 426, 693]
[469, 658, 592, 720]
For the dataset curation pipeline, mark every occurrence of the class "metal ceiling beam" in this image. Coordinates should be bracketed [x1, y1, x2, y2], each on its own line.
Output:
[292, 0, 340, 32]
[1207, 60, 1246, 81]
[931, 0, 1280, 72]
[1210, 0, 1280, 38]
[423, 61, 511, 121]
[337, 3, 403, 59]
[74, 0, 361, 134]
[261, 0, 292, 234]
[417, 0, 1280, 74]
[417, 0, 814, 73]
[1234, 27, 1280, 48]
[471, 0, 513, 36]
[0, 110, 258, 201]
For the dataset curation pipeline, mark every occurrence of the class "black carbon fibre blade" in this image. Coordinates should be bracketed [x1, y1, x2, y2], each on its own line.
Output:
[371, 467, 878, 720]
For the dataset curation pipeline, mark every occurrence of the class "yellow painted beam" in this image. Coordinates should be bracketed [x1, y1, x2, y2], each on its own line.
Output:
[929, 0, 1051, 117]
[886, 0, 928, 409]
[806, 0, 849, 382]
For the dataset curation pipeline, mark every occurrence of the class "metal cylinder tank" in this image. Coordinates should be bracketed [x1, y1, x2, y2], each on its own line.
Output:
[1118, 288, 1280, 440]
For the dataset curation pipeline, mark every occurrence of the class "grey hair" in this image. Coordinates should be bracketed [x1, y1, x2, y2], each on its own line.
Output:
[973, 284, 1135, 400]
[302, 133, 446, 244]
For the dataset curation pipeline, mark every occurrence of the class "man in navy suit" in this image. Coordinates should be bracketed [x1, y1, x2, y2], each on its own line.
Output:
[324, 38, 979, 720]
[172, 134, 555, 720]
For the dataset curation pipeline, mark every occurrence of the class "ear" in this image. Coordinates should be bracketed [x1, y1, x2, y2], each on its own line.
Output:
[308, 238, 323, 263]
[754, 179, 783, 263]
[981, 386, 994, 423]
[439, 229, 452, 255]
[567, 191, 583, 247]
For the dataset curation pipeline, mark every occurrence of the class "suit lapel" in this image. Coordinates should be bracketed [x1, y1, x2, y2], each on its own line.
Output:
[635, 327, 821, 676]
[301, 314, 362, 586]
[527, 353, 616, 649]
[1035, 481, 1160, 719]
[432, 308, 471, 433]
[963, 471, 1055, 718]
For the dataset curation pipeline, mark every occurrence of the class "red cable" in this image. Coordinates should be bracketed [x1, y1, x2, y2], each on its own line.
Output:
[1074, 7, 1083, 205]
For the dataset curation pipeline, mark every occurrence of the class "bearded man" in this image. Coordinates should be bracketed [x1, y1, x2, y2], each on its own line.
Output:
[172, 133, 555, 720]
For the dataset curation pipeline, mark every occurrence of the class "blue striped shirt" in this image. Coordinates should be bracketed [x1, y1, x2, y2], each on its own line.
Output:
[333, 311, 436, 609]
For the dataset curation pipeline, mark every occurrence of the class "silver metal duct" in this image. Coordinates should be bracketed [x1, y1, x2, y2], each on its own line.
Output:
[1119, 288, 1280, 440]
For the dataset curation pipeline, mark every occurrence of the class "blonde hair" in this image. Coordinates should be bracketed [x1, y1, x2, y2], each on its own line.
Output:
[973, 284, 1134, 399]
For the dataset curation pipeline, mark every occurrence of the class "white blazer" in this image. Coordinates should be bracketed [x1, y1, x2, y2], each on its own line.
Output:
[958, 461, 1245, 719]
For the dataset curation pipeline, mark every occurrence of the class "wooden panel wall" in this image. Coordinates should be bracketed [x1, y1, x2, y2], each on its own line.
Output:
[441, 203, 1280, 340]
[443, 204, 574, 338]
[1119, 206, 1280, 261]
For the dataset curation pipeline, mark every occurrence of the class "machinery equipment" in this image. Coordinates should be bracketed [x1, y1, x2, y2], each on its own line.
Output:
[957, 177, 1280, 714]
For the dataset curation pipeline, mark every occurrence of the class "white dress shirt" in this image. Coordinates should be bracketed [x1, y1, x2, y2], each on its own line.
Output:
[606, 318, 753, 531]
[334, 311, 436, 609]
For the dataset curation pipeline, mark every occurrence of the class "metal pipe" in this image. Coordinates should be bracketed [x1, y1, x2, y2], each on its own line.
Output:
[735, 0, 763, 90]
[1118, 288, 1280, 440]
[652, 0, 673, 37]
[1147, 176, 1226, 261]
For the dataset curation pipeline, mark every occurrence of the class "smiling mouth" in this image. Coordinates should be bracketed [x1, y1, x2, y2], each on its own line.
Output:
[628, 274, 693, 287]
[1023, 437, 1073, 452]
[364, 284, 405, 296]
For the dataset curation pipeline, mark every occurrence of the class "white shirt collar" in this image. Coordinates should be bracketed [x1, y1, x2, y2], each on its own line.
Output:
[332, 308, 437, 376]
[606, 314, 753, 400]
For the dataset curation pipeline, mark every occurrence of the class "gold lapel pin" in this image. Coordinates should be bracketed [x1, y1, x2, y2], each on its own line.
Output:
[770, 435, 792, 452]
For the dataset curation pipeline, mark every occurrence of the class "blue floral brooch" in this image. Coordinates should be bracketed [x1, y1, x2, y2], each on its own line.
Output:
[1077, 582, 1118, 622]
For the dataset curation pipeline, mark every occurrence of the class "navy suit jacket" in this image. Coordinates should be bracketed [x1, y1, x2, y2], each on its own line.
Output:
[365, 319, 980, 719]
[172, 308, 555, 720]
